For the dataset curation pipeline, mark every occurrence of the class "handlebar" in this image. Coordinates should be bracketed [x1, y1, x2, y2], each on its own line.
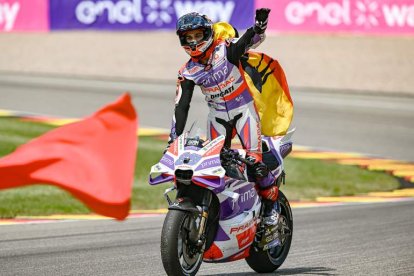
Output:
[220, 148, 255, 167]
[238, 156, 255, 166]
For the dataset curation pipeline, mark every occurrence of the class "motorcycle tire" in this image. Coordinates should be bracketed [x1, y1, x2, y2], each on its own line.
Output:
[245, 191, 293, 273]
[161, 210, 203, 276]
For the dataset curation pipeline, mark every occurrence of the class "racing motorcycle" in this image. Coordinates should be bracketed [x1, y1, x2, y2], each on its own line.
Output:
[149, 123, 294, 276]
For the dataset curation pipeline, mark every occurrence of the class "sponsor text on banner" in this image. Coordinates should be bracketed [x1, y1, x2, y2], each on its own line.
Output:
[256, 0, 414, 34]
[0, 0, 48, 32]
[50, 0, 253, 31]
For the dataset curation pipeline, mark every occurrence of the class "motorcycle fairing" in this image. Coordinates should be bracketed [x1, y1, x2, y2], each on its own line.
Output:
[149, 134, 227, 191]
[150, 130, 295, 263]
[203, 181, 261, 262]
[204, 195, 260, 261]
[261, 131, 294, 179]
[168, 197, 200, 213]
[203, 133, 295, 262]
[218, 181, 257, 220]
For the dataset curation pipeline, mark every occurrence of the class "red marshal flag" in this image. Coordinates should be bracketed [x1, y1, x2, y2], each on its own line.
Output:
[0, 93, 138, 220]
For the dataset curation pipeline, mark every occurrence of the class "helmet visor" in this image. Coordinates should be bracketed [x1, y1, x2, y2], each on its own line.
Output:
[179, 28, 212, 47]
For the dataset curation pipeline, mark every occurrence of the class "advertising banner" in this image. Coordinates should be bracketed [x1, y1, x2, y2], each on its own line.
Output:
[50, 0, 254, 31]
[256, 0, 414, 35]
[0, 0, 48, 32]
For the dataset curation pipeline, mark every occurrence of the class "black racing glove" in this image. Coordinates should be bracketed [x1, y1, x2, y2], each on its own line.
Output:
[254, 8, 271, 34]
[164, 134, 176, 154]
[253, 162, 269, 178]
[246, 155, 269, 178]
[163, 143, 171, 154]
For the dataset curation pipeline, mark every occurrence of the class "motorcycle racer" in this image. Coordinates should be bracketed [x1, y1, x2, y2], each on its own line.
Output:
[168, 9, 281, 226]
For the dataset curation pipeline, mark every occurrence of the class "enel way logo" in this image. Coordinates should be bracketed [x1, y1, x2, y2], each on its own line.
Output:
[50, 0, 253, 30]
[259, 0, 414, 34]
[75, 0, 236, 26]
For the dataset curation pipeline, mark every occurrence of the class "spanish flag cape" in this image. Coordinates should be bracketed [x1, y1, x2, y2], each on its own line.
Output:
[213, 22, 294, 137]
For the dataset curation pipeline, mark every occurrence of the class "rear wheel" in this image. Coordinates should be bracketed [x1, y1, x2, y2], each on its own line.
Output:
[161, 210, 204, 276]
[246, 191, 293, 273]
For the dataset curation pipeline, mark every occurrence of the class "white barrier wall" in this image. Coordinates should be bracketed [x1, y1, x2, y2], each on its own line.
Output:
[1, 32, 413, 95]
[1, 0, 412, 95]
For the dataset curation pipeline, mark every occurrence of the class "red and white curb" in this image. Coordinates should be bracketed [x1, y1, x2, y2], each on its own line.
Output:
[291, 146, 414, 184]
[0, 211, 166, 225]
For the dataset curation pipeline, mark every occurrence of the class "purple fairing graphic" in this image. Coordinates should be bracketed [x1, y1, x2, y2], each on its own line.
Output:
[149, 173, 174, 185]
[214, 225, 231, 242]
[220, 183, 257, 220]
[160, 154, 174, 169]
[196, 157, 221, 170]
[263, 136, 283, 166]
[220, 196, 240, 220]
[175, 152, 202, 166]
[184, 146, 201, 151]
[193, 176, 224, 190]
[281, 142, 292, 158]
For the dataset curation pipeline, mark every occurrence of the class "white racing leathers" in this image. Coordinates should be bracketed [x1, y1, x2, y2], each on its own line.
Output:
[170, 27, 275, 188]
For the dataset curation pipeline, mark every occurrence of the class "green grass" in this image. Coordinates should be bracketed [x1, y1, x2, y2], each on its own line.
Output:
[282, 157, 398, 201]
[0, 118, 400, 218]
[131, 136, 173, 210]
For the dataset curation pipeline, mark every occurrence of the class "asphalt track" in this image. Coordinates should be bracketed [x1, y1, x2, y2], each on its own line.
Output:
[1, 201, 414, 275]
[1, 74, 414, 275]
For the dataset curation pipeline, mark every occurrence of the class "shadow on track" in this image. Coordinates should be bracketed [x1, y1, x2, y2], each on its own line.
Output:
[204, 266, 336, 275]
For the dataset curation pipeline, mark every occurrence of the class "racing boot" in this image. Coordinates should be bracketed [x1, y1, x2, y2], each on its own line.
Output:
[257, 199, 282, 250]
[246, 152, 280, 226]
[261, 197, 280, 226]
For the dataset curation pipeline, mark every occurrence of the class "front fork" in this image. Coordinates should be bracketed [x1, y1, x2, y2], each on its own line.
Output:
[196, 192, 212, 246]
[164, 186, 212, 246]
[163, 186, 176, 205]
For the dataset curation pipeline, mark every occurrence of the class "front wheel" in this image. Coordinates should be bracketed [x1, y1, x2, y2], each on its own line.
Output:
[161, 210, 204, 276]
[245, 191, 293, 273]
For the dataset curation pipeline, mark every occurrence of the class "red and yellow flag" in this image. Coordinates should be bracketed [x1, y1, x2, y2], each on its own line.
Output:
[245, 52, 293, 136]
[213, 22, 294, 137]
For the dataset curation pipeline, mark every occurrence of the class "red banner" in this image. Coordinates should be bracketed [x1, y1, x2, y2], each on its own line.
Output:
[0, 94, 138, 220]
[0, 0, 49, 32]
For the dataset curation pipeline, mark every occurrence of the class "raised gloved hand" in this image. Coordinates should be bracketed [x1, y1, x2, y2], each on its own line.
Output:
[254, 8, 271, 34]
